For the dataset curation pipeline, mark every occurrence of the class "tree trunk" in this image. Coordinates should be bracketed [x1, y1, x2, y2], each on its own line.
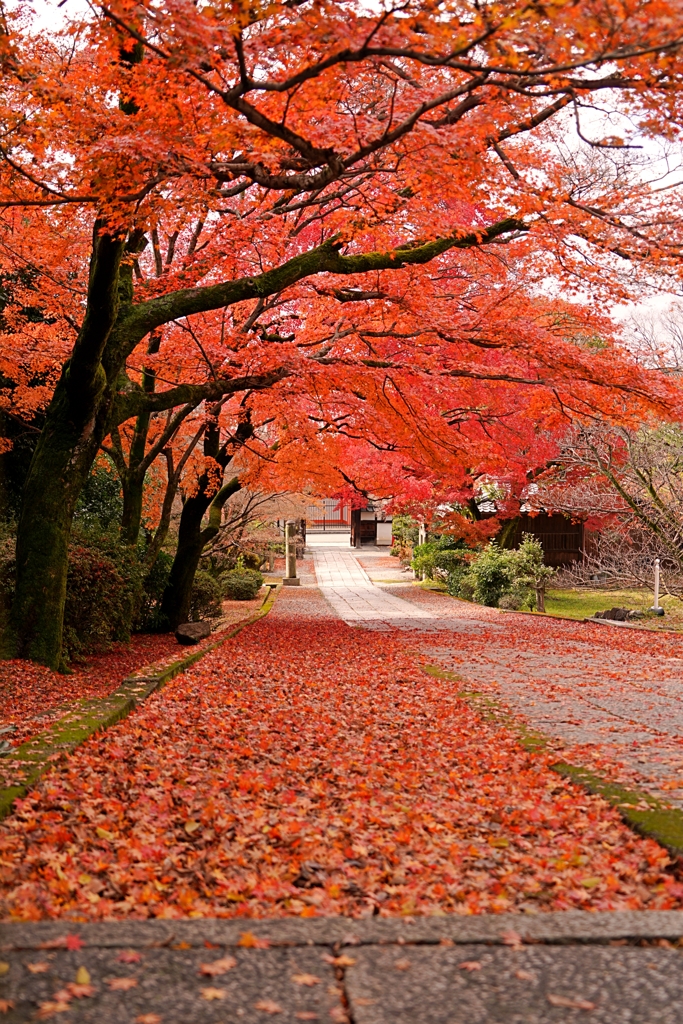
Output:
[4, 228, 127, 668]
[4, 381, 104, 667]
[160, 477, 241, 628]
[120, 468, 146, 545]
[498, 517, 520, 549]
[159, 491, 211, 629]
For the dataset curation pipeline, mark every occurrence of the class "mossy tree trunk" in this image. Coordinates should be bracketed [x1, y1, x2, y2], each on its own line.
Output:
[5, 228, 127, 667]
[160, 416, 252, 628]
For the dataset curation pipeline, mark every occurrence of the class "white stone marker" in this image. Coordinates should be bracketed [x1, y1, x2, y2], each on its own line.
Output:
[651, 557, 664, 615]
[283, 519, 300, 586]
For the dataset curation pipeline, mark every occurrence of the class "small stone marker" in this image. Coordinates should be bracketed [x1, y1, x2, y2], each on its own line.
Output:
[175, 621, 212, 645]
[283, 519, 301, 587]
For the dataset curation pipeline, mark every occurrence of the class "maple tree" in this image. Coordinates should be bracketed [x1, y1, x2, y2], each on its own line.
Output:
[1, 0, 682, 666]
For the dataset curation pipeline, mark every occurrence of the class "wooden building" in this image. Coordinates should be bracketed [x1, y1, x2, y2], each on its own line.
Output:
[504, 512, 584, 567]
[350, 502, 393, 547]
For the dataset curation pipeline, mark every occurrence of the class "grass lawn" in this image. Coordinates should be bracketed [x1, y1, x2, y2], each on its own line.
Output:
[413, 579, 683, 630]
[544, 588, 683, 628]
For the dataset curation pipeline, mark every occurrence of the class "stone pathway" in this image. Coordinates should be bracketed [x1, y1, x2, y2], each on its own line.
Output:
[312, 543, 683, 805]
[3, 914, 683, 1024]
[313, 548, 432, 624]
[5, 549, 683, 1021]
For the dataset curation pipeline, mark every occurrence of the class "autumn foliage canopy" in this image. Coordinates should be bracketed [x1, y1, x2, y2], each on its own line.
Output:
[1, 0, 683, 664]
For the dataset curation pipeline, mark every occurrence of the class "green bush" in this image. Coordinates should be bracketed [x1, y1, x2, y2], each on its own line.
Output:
[218, 556, 263, 601]
[498, 592, 526, 611]
[411, 539, 468, 579]
[446, 563, 471, 597]
[73, 458, 123, 531]
[189, 570, 222, 620]
[455, 535, 554, 610]
[512, 533, 555, 611]
[392, 514, 419, 548]
[63, 528, 143, 660]
[137, 551, 174, 632]
[0, 525, 146, 660]
[434, 549, 468, 576]
[468, 543, 516, 606]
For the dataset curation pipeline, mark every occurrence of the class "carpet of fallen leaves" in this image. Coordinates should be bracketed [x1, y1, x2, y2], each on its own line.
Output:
[0, 599, 265, 752]
[1, 588, 682, 922]
[0, 635, 180, 748]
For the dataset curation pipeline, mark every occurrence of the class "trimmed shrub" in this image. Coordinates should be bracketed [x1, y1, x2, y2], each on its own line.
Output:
[218, 559, 263, 601]
[189, 570, 222, 620]
[63, 529, 142, 660]
[446, 564, 471, 598]
[411, 539, 468, 580]
[468, 543, 516, 606]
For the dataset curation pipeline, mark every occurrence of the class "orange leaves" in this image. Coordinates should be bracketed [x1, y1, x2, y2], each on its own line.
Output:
[106, 977, 138, 991]
[117, 950, 142, 964]
[199, 956, 237, 976]
[547, 994, 597, 1011]
[291, 973, 321, 986]
[238, 933, 270, 949]
[200, 987, 226, 1000]
[254, 999, 283, 1014]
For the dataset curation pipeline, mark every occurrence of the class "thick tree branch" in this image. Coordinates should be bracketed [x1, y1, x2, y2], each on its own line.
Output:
[110, 369, 289, 425]
[112, 217, 527, 358]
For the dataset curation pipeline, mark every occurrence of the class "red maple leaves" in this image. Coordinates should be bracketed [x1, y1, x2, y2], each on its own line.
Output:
[1, 589, 680, 921]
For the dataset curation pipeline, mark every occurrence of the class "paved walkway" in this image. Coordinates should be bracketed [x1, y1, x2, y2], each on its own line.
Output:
[4, 548, 683, 1020]
[3, 914, 683, 1024]
[310, 543, 683, 805]
[313, 548, 431, 623]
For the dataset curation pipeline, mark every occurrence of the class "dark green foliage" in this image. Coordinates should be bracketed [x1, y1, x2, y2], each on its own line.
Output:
[218, 561, 264, 601]
[202, 546, 264, 576]
[445, 560, 471, 597]
[392, 514, 419, 547]
[137, 551, 174, 632]
[62, 528, 143, 661]
[411, 536, 467, 579]
[74, 458, 124, 531]
[468, 543, 516, 606]
[189, 570, 222, 620]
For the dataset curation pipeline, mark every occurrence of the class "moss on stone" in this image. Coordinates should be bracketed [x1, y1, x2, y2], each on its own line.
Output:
[0, 584, 281, 820]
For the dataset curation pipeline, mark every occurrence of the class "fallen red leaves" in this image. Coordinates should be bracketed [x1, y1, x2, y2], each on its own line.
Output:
[397, 585, 683, 797]
[0, 635, 181, 748]
[1, 589, 682, 921]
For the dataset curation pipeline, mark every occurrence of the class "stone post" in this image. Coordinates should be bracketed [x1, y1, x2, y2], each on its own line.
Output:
[283, 520, 301, 587]
[651, 557, 664, 615]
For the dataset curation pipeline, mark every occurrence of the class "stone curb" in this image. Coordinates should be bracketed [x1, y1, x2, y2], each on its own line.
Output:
[2, 909, 683, 951]
[423, 666, 683, 859]
[586, 615, 681, 634]
[0, 585, 281, 821]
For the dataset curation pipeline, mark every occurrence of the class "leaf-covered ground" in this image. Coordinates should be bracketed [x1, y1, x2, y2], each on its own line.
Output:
[0, 598, 265, 753]
[1, 587, 682, 922]
[0, 636, 179, 749]
[391, 585, 683, 803]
